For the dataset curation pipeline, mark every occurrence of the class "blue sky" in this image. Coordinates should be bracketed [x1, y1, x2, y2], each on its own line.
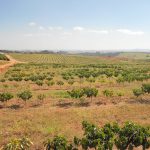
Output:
[0, 0, 150, 50]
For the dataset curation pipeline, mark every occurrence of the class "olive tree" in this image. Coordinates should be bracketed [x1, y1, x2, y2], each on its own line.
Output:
[0, 92, 13, 106]
[133, 88, 144, 97]
[142, 84, 150, 94]
[83, 87, 98, 101]
[17, 90, 32, 105]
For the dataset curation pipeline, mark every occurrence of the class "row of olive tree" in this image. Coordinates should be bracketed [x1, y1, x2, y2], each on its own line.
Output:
[0, 90, 32, 106]
[1, 121, 150, 150]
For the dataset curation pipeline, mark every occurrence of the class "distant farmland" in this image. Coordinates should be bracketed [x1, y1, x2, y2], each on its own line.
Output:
[9, 53, 125, 64]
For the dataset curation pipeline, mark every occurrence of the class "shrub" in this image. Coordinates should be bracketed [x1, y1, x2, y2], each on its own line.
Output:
[116, 92, 124, 97]
[2, 137, 32, 150]
[43, 136, 68, 150]
[133, 88, 144, 97]
[75, 121, 150, 150]
[142, 83, 150, 94]
[115, 122, 150, 150]
[68, 80, 74, 85]
[83, 87, 98, 100]
[103, 89, 114, 97]
[35, 80, 43, 86]
[67, 89, 84, 99]
[0, 54, 9, 61]
[57, 81, 64, 87]
[37, 94, 46, 103]
[46, 81, 55, 86]
[0, 79, 5, 82]
[46, 76, 53, 81]
[17, 90, 32, 104]
[0, 92, 13, 103]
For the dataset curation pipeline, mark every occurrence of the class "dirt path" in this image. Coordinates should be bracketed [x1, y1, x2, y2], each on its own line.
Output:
[0, 54, 21, 73]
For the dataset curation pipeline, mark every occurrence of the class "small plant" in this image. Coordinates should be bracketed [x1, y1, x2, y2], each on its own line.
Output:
[68, 80, 75, 85]
[116, 92, 124, 97]
[0, 92, 13, 106]
[17, 90, 32, 105]
[43, 136, 68, 150]
[57, 81, 64, 88]
[83, 87, 98, 101]
[68, 89, 84, 99]
[142, 83, 150, 94]
[133, 88, 144, 97]
[37, 94, 46, 104]
[35, 80, 43, 86]
[0, 79, 6, 82]
[3, 84, 9, 89]
[2, 137, 33, 150]
[103, 89, 114, 97]
[46, 81, 55, 86]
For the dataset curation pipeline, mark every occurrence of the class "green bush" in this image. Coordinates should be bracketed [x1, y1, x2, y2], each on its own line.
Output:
[2, 137, 32, 150]
[0, 92, 13, 103]
[133, 88, 144, 97]
[67, 89, 84, 99]
[57, 81, 64, 87]
[46, 81, 55, 86]
[0, 54, 9, 61]
[142, 83, 150, 94]
[17, 90, 32, 103]
[83, 87, 98, 100]
[37, 94, 46, 103]
[103, 89, 114, 97]
[35, 80, 43, 86]
[43, 136, 68, 150]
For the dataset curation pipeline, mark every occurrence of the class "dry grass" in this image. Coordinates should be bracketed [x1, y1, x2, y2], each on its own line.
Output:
[0, 99, 150, 149]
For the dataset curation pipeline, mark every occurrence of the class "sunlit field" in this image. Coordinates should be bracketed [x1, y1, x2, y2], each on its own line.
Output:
[0, 53, 149, 149]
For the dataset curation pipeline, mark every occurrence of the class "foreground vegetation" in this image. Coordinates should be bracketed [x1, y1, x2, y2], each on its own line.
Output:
[0, 54, 9, 61]
[1, 121, 150, 150]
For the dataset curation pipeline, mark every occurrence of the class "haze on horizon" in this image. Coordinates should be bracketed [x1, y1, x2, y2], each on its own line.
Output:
[0, 0, 150, 51]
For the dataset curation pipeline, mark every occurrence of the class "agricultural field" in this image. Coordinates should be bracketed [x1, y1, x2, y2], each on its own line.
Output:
[9, 53, 128, 64]
[117, 52, 150, 60]
[0, 53, 150, 149]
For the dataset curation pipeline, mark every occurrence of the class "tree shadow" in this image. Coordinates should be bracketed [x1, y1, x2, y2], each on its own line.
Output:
[0, 105, 4, 109]
[128, 98, 150, 104]
[75, 102, 90, 107]
[8, 104, 22, 110]
[31, 103, 42, 108]
[56, 102, 74, 109]
[95, 101, 105, 106]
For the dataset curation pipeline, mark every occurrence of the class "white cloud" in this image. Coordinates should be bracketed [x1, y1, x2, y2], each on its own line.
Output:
[73, 26, 84, 31]
[39, 26, 45, 30]
[63, 32, 72, 36]
[48, 26, 54, 31]
[24, 33, 33, 37]
[117, 29, 144, 35]
[28, 22, 37, 27]
[88, 29, 109, 34]
[55, 26, 63, 30]
[48, 26, 63, 31]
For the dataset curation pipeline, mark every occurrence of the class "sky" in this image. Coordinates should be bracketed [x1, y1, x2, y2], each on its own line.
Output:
[0, 0, 150, 51]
